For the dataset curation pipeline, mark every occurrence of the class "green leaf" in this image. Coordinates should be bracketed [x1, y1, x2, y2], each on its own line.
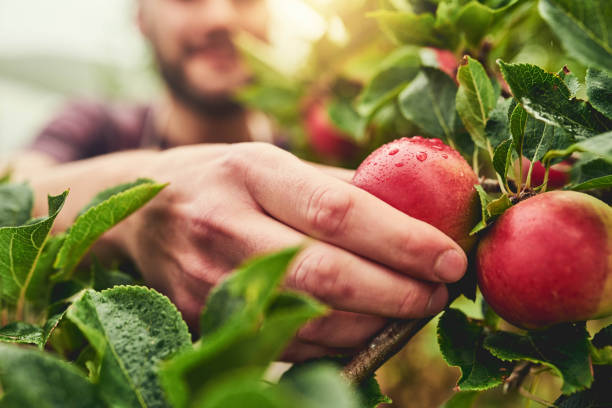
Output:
[369, 10, 448, 48]
[592, 324, 612, 349]
[0, 322, 43, 346]
[586, 67, 612, 120]
[0, 183, 33, 227]
[509, 103, 527, 156]
[356, 374, 392, 408]
[554, 366, 612, 408]
[78, 178, 157, 216]
[54, 180, 166, 279]
[454, 0, 519, 47]
[67, 286, 191, 408]
[327, 99, 366, 141]
[484, 97, 513, 149]
[91, 258, 136, 291]
[492, 138, 514, 185]
[485, 194, 512, 217]
[357, 47, 421, 117]
[0, 343, 104, 408]
[539, 0, 612, 72]
[163, 291, 326, 408]
[570, 175, 612, 191]
[438, 309, 511, 391]
[470, 185, 493, 235]
[280, 362, 361, 408]
[441, 390, 480, 408]
[558, 66, 581, 98]
[498, 61, 612, 139]
[193, 371, 295, 408]
[398, 67, 459, 142]
[26, 234, 66, 305]
[200, 247, 301, 337]
[523, 117, 574, 165]
[0, 191, 67, 306]
[484, 323, 593, 394]
[545, 132, 612, 166]
[456, 56, 497, 149]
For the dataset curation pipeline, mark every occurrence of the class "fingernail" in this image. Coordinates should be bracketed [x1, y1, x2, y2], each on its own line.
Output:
[434, 249, 467, 282]
[426, 285, 448, 315]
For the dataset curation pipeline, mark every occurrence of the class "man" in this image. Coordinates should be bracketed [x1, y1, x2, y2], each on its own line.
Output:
[6, 0, 467, 361]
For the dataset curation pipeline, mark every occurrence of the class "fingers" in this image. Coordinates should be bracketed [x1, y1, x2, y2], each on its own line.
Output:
[243, 145, 467, 283]
[218, 211, 449, 319]
[286, 243, 449, 319]
[296, 310, 387, 348]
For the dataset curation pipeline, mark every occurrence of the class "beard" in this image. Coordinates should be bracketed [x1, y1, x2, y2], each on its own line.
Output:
[152, 42, 246, 117]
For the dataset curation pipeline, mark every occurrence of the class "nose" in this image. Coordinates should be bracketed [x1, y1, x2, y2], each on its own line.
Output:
[198, 0, 238, 32]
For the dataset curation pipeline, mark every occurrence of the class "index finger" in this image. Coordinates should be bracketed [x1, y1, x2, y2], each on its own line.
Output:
[243, 145, 467, 283]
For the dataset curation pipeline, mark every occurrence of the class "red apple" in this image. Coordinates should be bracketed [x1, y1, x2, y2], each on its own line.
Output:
[477, 191, 612, 329]
[519, 157, 571, 189]
[304, 102, 357, 161]
[352, 136, 480, 251]
[432, 48, 458, 79]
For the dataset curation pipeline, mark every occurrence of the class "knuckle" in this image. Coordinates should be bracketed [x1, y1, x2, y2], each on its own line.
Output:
[397, 284, 430, 317]
[305, 186, 353, 237]
[290, 248, 347, 302]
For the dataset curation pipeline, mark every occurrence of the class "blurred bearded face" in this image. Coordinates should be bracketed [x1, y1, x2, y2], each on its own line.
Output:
[138, 0, 269, 112]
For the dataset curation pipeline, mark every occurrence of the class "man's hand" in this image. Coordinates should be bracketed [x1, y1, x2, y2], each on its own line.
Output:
[107, 142, 467, 361]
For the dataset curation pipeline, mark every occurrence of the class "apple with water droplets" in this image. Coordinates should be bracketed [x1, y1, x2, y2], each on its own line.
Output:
[477, 191, 612, 329]
[352, 136, 480, 251]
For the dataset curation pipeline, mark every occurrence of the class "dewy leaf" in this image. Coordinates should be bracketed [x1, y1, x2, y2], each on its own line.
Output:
[0, 322, 44, 346]
[0, 183, 33, 227]
[357, 47, 421, 117]
[398, 67, 459, 142]
[493, 138, 514, 186]
[539, 0, 612, 72]
[570, 175, 612, 191]
[200, 247, 301, 338]
[544, 132, 612, 167]
[456, 56, 497, 149]
[438, 309, 511, 391]
[356, 373, 392, 408]
[0, 191, 67, 307]
[162, 291, 325, 408]
[67, 286, 191, 408]
[523, 116, 574, 165]
[498, 61, 612, 139]
[54, 180, 166, 279]
[554, 366, 612, 408]
[586, 67, 612, 120]
[484, 323, 593, 394]
[0, 343, 104, 407]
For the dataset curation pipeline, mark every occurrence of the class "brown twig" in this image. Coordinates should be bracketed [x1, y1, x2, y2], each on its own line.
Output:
[342, 292, 461, 384]
[341, 317, 433, 384]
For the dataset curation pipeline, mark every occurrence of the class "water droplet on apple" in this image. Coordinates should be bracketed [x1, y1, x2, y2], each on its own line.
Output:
[431, 145, 443, 150]
[395, 162, 404, 167]
[442, 154, 448, 159]
[388, 148, 399, 156]
[416, 152, 428, 162]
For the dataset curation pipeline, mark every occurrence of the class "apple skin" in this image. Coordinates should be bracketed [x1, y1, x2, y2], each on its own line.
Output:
[352, 136, 480, 251]
[432, 48, 458, 79]
[477, 191, 612, 329]
[304, 102, 357, 161]
[520, 157, 570, 189]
